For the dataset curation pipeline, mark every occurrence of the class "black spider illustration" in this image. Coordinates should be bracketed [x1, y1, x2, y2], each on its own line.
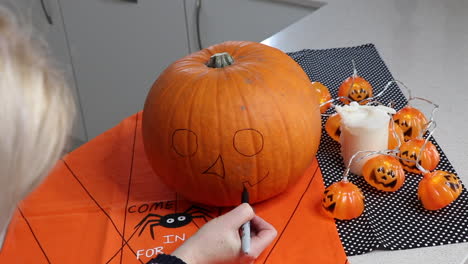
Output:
[134, 205, 213, 239]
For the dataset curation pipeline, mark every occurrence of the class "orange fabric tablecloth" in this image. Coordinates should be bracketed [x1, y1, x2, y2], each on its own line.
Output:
[0, 112, 348, 264]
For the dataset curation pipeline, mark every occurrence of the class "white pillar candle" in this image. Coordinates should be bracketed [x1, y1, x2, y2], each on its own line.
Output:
[336, 102, 396, 175]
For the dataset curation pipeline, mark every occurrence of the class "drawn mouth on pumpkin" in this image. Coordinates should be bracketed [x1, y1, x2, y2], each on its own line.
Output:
[403, 127, 413, 138]
[242, 171, 270, 188]
[446, 182, 461, 192]
[401, 159, 421, 171]
[202, 155, 270, 187]
[323, 202, 336, 212]
[335, 128, 341, 138]
[444, 175, 461, 192]
[351, 93, 368, 101]
[402, 163, 418, 171]
[322, 190, 336, 212]
[370, 171, 398, 188]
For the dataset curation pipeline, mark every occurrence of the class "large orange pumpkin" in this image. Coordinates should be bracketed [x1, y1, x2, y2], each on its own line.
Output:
[418, 170, 463, 210]
[142, 41, 322, 206]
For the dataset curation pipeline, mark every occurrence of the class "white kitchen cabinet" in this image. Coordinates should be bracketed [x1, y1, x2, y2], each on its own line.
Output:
[0, 0, 88, 145]
[28, 0, 313, 140]
[184, 0, 314, 53]
[58, 0, 190, 139]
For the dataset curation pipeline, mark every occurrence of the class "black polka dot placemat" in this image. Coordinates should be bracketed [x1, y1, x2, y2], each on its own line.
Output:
[288, 43, 468, 256]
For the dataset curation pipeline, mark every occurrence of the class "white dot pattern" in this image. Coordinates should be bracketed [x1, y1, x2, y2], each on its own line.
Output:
[288, 44, 468, 256]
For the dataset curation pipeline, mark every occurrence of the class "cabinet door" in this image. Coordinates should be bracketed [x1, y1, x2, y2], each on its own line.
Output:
[0, 0, 88, 144]
[184, 0, 313, 53]
[59, 0, 189, 139]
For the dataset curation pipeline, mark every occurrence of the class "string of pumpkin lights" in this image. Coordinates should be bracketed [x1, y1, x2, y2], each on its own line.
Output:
[315, 61, 463, 220]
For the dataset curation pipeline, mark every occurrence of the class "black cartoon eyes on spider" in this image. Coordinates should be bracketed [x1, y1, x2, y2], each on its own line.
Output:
[134, 205, 213, 239]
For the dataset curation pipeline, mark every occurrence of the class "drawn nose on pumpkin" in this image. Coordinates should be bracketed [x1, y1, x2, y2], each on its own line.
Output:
[202, 155, 225, 179]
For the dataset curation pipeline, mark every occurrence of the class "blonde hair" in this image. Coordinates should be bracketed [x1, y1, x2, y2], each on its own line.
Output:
[0, 7, 75, 248]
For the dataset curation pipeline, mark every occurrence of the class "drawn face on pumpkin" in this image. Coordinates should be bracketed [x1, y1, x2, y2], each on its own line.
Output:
[363, 155, 405, 192]
[394, 118, 413, 141]
[393, 106, 428, 141]
[399, 149, 420, 172]
[442, 173, 462, 193]
[399, 139, 440, 174]
[142, 42, 322, 207]
[348, 84, 370, 101]
[322, 188, 336, 213]
[171, 128, 269, 189]
[338, 76, 373, 104]
[370, 167, 398, 188]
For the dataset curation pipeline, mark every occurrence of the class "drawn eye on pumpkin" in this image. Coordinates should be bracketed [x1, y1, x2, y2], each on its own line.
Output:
[233, 128, 264, 157]
[172, 129, 198, 157]
[348, 84, 370, 101]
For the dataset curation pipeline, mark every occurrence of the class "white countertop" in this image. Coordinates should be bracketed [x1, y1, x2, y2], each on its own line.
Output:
[263, 0, 468, 263]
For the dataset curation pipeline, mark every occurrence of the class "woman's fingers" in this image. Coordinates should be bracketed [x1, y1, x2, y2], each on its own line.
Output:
[217, 203, 255, 229]
[249, 215, 277, 257]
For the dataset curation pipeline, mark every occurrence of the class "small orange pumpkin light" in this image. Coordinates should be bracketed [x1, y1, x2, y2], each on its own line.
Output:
[325, 113, 341, 142]
[338, 76, 373, 104]
[399, 138, 440, 174]
[362, 155, 405, 192]
[312, 81, 332, 113]
[322, 180, 364, 220]
[393, 106, 428, 141]
[388, 122, 404, 150]
[418, 170, 463, 210]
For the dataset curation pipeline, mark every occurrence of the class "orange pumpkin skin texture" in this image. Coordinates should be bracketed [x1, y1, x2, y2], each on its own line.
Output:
[362, 155, 405, 192]
[311, 81, 332, 113]
[388, 122, 404, 149]
[142, 41, 322, 206]
[393, 106, 428, 141]
[322, 181, 364, 220]
[418, 171, 463, 210]
[399, 138, 440, 174]
[325, 113, 341, 142]
[338, 76, 373, 104]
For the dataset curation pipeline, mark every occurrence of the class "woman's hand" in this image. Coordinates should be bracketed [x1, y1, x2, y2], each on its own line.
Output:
[172, 203, 277, 264]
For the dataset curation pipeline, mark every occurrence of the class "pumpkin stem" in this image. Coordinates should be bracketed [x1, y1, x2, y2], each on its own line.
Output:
[207, 52, 234, 68]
